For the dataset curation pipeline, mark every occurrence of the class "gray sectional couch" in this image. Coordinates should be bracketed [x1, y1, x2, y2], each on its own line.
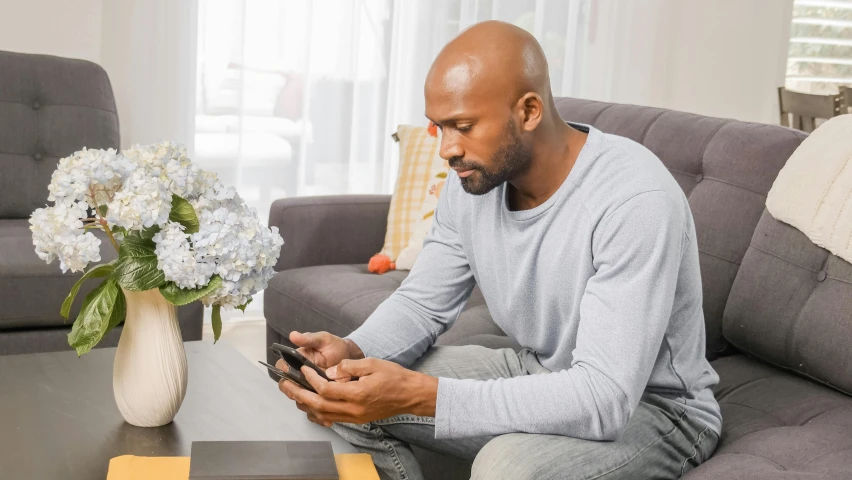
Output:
[265, 98, 852, 478]
[0, 50, 202, 355]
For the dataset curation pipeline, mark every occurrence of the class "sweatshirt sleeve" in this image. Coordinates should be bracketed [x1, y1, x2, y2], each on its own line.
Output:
[346, 174, 476, 367]
[435, 191, 686, 440]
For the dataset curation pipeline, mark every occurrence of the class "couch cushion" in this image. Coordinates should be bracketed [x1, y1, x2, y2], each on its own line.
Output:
[555, 98, 807, 358]
[0, 51, 120, 218]
[724, 210, 852, 395]
[682, 355, 852, 479]
[264, 265, 499, 342]
[0, 219, 119, 330]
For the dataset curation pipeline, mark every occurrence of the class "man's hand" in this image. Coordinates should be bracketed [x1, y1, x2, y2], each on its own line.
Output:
[288, 331, 364, 369]
[277, 358, 439, 427]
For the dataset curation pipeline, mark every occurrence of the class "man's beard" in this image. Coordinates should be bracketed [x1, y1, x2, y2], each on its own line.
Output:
[450, 119, 532, 195]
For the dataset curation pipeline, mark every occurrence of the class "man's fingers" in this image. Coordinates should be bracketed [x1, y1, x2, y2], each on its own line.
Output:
[278, 378, 298, 399]
[275, 359, 288, 372]
[325, 364, 353, 382]
[306, 412, 323, 425]
[290, 386, 327, 413]
[303, 367, 355, 400]
[290, 331, 328, 349]
[330, 358, 379, 378]
[302, 367, 352, 406]
[302, 367, 330, 395]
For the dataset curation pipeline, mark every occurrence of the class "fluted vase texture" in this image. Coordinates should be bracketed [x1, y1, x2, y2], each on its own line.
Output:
[113, 288, 188, 427]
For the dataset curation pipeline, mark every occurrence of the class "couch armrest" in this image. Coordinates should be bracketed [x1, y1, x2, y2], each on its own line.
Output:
[270, 195, 391, 271]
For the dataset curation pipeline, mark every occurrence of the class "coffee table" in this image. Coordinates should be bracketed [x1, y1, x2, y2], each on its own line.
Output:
[0, 340, 355, 479]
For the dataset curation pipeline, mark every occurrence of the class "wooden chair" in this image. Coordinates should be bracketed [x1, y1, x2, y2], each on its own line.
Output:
[778, 87, 844, 132]
[841, 86, 852, 115]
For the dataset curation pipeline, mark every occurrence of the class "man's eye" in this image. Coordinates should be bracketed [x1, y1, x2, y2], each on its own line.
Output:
[457, 125, 472, 132]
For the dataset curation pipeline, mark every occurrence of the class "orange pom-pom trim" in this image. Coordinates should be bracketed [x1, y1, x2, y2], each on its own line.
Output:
[427, 121, 438, 137]
[368, 253, 395, 274]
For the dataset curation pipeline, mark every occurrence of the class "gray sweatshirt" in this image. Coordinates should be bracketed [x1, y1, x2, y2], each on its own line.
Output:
[347, 124, 722, 441]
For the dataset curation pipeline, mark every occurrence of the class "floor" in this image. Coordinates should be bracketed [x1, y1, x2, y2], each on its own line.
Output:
[202, 319, 267, 371]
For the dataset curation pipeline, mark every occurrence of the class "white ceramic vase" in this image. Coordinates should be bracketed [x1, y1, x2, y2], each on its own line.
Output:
[113, 288, 188, 427]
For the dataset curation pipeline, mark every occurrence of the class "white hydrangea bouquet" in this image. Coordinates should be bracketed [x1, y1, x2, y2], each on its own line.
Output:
[30, 142, 284, 356]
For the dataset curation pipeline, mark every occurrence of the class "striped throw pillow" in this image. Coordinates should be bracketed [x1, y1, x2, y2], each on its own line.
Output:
[381, 125, 446, 261]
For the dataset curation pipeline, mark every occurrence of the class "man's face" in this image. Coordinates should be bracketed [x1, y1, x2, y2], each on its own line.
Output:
[425, 70, 533, 195]
[424, 58, 532, 195]
[444, 118, 531, 195]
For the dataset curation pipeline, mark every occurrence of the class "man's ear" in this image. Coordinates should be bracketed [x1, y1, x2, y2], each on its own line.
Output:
[517, 92, 544, 132]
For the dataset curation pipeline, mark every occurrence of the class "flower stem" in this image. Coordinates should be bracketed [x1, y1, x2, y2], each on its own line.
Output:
[101, 219, 121, 253]
[88, 185, 120, 253]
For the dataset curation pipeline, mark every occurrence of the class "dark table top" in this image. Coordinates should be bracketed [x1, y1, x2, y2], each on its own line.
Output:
[0, 340, 354, 479]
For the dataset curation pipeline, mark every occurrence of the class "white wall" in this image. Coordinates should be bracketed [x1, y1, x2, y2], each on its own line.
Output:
[100, 0, 198, 151]
[0, 0, 197, 150]
[0, 0, 104, 63]
[580, 0, 794, 124]
[1, 0, 795, 135]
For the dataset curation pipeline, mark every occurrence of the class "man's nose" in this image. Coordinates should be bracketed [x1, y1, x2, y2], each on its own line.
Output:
[440, 134, 463, 160]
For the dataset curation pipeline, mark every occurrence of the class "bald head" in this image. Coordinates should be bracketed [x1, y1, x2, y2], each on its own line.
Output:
[424, 21, 560, 195]
[426, 21, 553, 113]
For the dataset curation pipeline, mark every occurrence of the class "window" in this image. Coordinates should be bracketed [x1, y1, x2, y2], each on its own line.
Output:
[786, 0, 852, 94]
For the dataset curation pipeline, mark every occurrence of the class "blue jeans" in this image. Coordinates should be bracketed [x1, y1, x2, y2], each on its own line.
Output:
[332, 345, 718, 480]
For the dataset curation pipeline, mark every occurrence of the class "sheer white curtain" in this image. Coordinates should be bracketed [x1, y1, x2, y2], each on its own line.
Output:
[194, 0, 590, 321]
[195, 0, 591, 211]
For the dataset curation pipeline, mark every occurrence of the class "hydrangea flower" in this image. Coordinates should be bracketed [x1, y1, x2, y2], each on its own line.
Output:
[32, 141, 284, 314]
[106, 168, 173, 230]
[29, 201, 101, 273]
[194, 198, 284, 309]
[47, 148, 135, 207]
[153, 221, 216, 289]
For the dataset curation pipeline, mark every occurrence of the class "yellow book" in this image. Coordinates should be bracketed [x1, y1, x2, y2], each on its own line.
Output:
[107, 456, 190, 480]
[107, 454, 378, 480]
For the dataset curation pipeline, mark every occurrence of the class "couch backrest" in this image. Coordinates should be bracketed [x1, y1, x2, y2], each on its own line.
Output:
[0, 50, 119, 219]
[555, 97, 807, 358]
[725, 206, 852, 395]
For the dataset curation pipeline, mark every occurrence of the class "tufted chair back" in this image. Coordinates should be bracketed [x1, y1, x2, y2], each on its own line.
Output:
[0, 50, 120, 219]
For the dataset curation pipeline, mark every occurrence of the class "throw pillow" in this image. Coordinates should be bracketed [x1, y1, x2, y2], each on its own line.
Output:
[395, 166, 449, 270]
[379, 124, 446, 261]
[766, 114, 852, 263]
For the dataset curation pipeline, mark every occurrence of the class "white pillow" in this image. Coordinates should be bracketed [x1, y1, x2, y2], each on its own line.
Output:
[766, 114, 852, 263]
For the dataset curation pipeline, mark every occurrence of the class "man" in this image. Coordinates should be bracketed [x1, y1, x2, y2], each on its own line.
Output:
[277, 21, 721, 480]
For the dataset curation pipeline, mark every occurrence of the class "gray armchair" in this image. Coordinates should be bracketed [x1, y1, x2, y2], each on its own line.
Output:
[0, 50, 202, 355]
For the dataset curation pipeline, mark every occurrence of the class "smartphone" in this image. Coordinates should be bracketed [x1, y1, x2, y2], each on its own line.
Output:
[271, 343, 331, 382]
[258, 360, 317, 393]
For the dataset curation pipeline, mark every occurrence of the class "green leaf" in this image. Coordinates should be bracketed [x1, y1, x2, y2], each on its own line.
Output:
[106, 288, 126, 332]
[114, 234, 165, 291]
[211, 304, 222, 343]
[67, 277, 121, 356]
[97, 205, 108, 217]
[435, 171, 448, 179]
[111, 225, 127, 237]
[61, 263, 115, 319]
[159, 275, 222, 306]
[128, 225, 161, 241]
[169, 194, 200, 234]
[140, 225, 161, 240]
[235, 298, 253, 312]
